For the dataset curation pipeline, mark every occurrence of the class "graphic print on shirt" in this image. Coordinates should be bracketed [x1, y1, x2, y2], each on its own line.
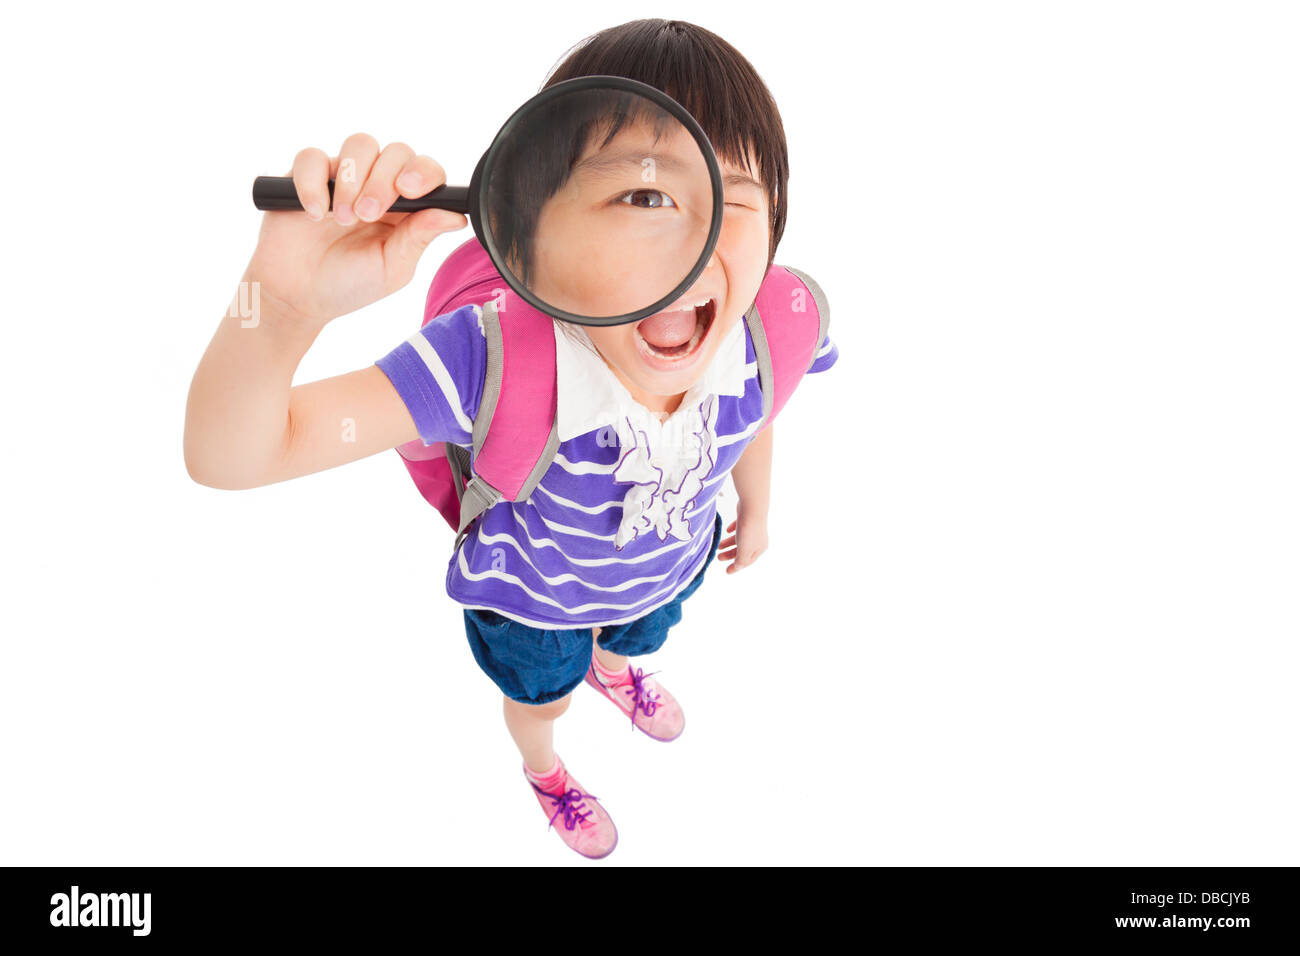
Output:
[610, 393, 719, 551]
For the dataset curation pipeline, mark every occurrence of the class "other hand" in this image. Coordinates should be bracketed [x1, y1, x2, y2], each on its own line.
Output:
[716, 503, 769, 574]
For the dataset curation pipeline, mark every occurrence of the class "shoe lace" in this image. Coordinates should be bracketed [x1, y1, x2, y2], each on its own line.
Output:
[620, 666, 663, 729]
[531, 782, 598, 831]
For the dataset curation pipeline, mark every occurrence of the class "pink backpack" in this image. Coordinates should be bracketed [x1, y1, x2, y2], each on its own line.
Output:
[396, 237, 830, 552]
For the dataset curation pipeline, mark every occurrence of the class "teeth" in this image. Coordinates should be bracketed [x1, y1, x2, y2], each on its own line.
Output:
[663, 296, 714, 313]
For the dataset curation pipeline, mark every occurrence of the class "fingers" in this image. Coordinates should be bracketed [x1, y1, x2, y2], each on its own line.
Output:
[291, 147, 332, 221]
[717, 539, 766, 573]
[325, 136, 452, 228]
[722, 549, 751, 573]
[354, 142, 416, 223]
[331, 133, 381, 225]
[382, 207, 468, 285]
[393, 154, 447, 201]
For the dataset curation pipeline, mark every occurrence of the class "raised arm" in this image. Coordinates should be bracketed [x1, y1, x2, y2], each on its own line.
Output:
[184, 133, 468, 489]
[184, 301, 421, 488]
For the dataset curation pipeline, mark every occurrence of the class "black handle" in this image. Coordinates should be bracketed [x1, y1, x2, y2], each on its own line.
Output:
[252, 176, 470, 215]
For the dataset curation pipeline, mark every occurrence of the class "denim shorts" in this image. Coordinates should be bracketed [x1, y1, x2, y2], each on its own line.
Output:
[462, 511, 724, 705]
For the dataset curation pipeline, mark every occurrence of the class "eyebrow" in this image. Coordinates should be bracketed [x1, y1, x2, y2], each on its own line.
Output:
[573, 149, 766, 194]
[572, 149, 692, 177]
[723, 172, 765, 193]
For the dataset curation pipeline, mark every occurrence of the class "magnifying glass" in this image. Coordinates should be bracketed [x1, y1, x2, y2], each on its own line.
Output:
[251, 75, 724, 327]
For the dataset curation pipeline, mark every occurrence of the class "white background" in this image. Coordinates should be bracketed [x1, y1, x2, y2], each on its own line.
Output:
[2, 1, 1296, 866]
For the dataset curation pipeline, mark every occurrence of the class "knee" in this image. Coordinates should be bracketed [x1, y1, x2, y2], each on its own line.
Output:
[534, 694, 572, 719]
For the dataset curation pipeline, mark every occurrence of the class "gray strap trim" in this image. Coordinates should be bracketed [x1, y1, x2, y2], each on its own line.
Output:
[782, 265, 831, 375]
[515, 417, 561, 502]
[448, 297, 560, 551]
[474, 299, 504, 457]
[744, 301, 775, 430]
[447, 443, 470, 498]
[453, 299, 506, 553]
[454, 474, 503, 552]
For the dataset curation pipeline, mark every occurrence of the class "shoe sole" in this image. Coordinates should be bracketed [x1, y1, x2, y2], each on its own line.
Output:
[583, 665, 686, 742]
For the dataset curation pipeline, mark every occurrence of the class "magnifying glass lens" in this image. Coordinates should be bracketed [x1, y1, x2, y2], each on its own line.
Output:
[482, 86, 715, 324]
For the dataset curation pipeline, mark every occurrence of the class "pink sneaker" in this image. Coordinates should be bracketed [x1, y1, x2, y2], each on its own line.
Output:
[584, 656, 686, 742]
[523, 755, 618, 859]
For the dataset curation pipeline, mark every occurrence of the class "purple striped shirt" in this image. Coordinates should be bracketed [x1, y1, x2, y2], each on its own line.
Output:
[376, 304, 838, 629]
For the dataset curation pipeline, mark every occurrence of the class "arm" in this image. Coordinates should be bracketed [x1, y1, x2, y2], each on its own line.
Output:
[731, 420, 773, 521]
[184, 291, 419, 488]
[716, 421, 773, 573]
[719, 320, 836, 570]
[184, 132, 468, 489]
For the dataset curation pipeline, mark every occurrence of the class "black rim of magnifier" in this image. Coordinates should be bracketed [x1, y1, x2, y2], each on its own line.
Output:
[467, 74, 725, 328]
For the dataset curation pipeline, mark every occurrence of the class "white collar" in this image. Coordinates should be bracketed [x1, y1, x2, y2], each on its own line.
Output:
[553, 315, 749, 443]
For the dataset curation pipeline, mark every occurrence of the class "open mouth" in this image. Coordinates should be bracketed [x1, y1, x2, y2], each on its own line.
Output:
[633, 296, 717, 365]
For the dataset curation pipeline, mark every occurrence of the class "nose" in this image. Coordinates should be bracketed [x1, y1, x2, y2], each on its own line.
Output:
[688, 250, 720, 295]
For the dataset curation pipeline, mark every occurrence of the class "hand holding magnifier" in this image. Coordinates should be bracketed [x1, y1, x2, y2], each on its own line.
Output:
[252, 76, 724, 327]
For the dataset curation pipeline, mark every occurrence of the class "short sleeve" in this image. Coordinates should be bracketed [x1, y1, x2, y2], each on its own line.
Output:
[375, 303, 487, 446]
[806, 331, 839, 374]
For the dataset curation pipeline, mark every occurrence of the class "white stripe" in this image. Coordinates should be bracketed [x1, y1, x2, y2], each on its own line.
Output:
[458, 566, 702, 629]
[530, 477, 729, 530]
[531, 473, 724, 515]
[467, 520, 705, 590]
[503, 499, 714, 550]
[455, 523, 713, 620]
[406, 331, 474, 435]
[549, 451, 617, 475]
[531, 481, 624, 515]
[715, 421, 761, 448]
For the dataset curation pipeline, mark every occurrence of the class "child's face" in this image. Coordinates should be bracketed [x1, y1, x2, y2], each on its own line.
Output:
[582, 146, 770, 406]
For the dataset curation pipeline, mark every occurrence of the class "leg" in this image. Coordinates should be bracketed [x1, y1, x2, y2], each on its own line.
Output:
[503, 691, 574, 775]
[591, 626, 628, 674]
[586, 622, 687, 742]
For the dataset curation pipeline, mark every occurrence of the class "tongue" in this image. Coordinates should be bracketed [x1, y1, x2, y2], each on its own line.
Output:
[637, 308, 697, 348]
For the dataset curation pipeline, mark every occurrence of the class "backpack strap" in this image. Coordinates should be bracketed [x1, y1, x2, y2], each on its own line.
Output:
[744, 263, 830, 431]
[424, 236, 508, 320]
[401, 237, 562, 553]
[452, 291, 561, 552]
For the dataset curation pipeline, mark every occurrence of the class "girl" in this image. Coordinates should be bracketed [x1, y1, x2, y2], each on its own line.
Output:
[184, 18, 838, 859]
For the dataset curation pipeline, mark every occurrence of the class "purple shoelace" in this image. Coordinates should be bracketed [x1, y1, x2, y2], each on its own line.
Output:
[530, 782, 597, 831]
[616, 666, 663, 730]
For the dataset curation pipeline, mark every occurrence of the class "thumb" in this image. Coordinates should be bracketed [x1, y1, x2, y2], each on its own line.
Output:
[384, 209, 467, 281]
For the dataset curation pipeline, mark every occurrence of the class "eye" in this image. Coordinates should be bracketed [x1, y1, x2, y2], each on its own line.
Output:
[616, 189, 676, 209]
